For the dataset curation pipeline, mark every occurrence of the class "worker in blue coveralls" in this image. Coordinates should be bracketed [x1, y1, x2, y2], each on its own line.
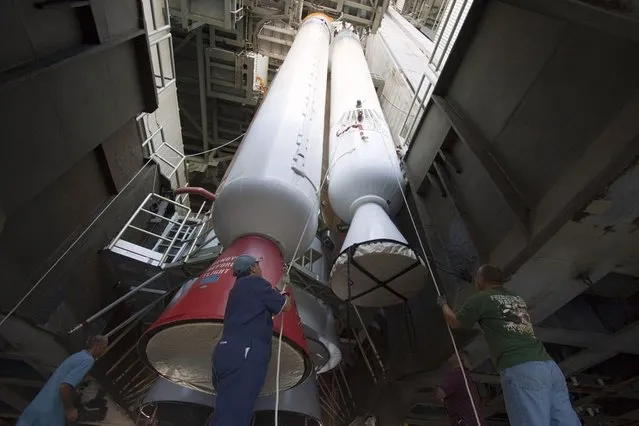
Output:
[210, 254, 292, 426]
[17, 335, 108, 426]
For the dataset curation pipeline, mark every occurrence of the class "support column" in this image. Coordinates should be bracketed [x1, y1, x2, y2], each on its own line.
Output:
[196, 27, 209, 152]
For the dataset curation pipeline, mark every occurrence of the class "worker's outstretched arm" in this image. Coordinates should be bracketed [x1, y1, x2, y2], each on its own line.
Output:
[443, 303, 461, 329]
[256, 277, 289, 315]
[59, 357, 93, 422]
[59, 384, 78, 421]
[438, 294, 481, 330]
[281, 295, 292, 312]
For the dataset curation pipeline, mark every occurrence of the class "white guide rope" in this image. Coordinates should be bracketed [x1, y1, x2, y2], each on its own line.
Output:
[0, 134, 246, 331]
[273, 155, 339, 426]
[380, 139, 483, 426]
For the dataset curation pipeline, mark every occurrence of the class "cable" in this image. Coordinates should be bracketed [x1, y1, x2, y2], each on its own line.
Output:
[274, 158, 336, 426]
[0, 138, 244, 331]
[380, 141, 483, 426]
[185, 133, 246, 158]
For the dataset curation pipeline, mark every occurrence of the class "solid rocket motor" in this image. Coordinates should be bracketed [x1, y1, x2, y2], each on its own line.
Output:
[139, 13, 333, 396]
[327, 29, 428, 307]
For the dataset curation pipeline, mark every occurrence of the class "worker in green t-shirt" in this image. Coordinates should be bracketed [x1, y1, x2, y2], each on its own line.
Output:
[437, 265, 580, 426]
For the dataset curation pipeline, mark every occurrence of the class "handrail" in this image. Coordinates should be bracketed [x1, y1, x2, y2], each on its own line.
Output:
[174, 186, 217, 201]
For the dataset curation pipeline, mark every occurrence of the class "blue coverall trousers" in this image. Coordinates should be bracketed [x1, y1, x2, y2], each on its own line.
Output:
[210, 337, 271, 426]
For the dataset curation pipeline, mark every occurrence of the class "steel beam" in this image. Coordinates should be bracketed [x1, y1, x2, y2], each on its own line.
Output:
[536, 325, 639, 356]
[498, 0, 639, 43]
[432, 96, 530, 228]
[432, 156, 488, 262]
[196, 28, 209, 152]
[180, 106, 217, 147]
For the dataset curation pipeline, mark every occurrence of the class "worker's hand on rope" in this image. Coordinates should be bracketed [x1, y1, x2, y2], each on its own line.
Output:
[65, 407, 79, 422]
[436, 294, 448, 307]
[275, 273, 290, 292]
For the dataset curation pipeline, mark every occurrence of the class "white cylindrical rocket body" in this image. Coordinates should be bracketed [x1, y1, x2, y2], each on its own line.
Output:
[212, 14, 332, 261]
[328, 30, 427, 307]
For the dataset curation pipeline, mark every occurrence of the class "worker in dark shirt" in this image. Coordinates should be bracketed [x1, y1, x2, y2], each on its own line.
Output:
[438, 265, 580, 426]
[210, 254, 291, 426]
[436, 351, 484, 426]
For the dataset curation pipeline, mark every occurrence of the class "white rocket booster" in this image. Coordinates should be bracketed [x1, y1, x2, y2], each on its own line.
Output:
[328, 29, 428, 307]
[213, 14, 333, 261]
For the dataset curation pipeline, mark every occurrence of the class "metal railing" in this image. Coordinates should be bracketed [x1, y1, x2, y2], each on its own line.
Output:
[135, 118, 186, 186]
[428, 0, 472, 73]
[230, 0, 245, 23]
[107, 193, 212, 267]
[150, 32, 177, 94]
[137, 0, 183, 187]
[146, 0, 171, 37]
[399, 72, 435, 149]
[397, 0, 473, 151]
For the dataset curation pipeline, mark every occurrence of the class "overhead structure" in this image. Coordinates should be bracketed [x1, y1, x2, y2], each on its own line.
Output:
[141, 376, 322, 426]
[328, 29, 428, 307]
[140, 13, 333, 396]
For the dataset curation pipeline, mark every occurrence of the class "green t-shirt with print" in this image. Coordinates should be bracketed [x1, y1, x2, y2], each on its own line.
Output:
[456, 287, 551, 372]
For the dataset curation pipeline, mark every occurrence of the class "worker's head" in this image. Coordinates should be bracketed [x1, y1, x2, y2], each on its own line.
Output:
[475, 264, 503, 291]
[87, 335, 108, 358]
[232, 254, 262, 278]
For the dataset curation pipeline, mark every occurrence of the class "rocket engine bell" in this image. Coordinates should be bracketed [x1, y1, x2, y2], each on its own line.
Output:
[141, 376, 322, 426]
[327, 29, 428, 307]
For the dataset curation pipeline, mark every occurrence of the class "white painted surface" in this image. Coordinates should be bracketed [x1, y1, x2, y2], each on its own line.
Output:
[213, 15, 331, 260]
[377, 9, 434, 93]
[140, 0, 186, 189]
[152, 84, 187, 188]
[329, 30, 404, 222]
[330, 203, 426, 307]
[365, 9, 434, 146]
[432, 0, 473, 70]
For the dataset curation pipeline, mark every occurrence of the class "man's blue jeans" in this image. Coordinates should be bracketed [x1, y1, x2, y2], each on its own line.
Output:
[500, 361, 581, 426]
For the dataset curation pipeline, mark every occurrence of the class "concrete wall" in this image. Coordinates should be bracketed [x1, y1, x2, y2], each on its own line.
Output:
[0, 123, 157, 337]
[383, 0, 639, 422]
[407, 0, 639, 276]
[0, 1, 181, 422]
[0, 0, 157, 225]
[0, 0, 160, 341]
